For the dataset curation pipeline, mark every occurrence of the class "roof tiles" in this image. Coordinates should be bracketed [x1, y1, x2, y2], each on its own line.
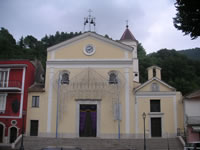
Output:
[120, 27, 137, 41]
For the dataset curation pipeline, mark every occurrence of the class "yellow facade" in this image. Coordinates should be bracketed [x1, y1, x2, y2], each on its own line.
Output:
[134, 67, 183, 138]
[27, 31, 183, 139]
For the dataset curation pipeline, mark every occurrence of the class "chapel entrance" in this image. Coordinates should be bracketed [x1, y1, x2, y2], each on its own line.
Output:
[151, 118, 162, 137]
[79, 104, 97, 137]
[0, 124, 4, 143]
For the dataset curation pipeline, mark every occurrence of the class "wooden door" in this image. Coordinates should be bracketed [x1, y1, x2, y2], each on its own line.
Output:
[30, 120, 38, 136]
[151, 118, 162, 137]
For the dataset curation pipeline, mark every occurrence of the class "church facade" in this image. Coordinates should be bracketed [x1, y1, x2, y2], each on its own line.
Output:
[26, 27, 184, 139]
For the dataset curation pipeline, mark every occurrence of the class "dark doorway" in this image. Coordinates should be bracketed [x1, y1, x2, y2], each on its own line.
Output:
[30, 120, 38, 136]
[0, 124, 4, 143]
[151, 118, 162, 137]
[79, 104, 97, 137]
[10, 127, 17, 143]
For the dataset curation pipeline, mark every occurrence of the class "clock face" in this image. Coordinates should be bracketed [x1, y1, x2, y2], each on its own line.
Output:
[86, 45, 94, 53]
[84, 44, 95, 55]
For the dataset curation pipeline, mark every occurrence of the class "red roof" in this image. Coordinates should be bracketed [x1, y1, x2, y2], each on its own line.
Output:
[120, 26, 137, 41]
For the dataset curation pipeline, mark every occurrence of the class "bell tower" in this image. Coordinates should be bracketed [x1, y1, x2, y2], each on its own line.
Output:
[120, 22, 139, 82]
[147, 66, 162, 80]
[83, 9, 96, 32]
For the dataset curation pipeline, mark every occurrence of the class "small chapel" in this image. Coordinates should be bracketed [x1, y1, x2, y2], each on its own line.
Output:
[26, 18, 184, 139]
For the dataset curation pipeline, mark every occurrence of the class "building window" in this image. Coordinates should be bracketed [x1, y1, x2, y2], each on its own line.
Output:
[109, 72, 118, 84]
[150, 100, 160, 112]
[153, 68, 156, 77]
[30, 120, 38, 136]
[61, 72, 69, 84]
[0, 94, 7, 113]
[0, 70, 9, 87]
[32, 96, 39, 107]
[151, 83, 159, 91]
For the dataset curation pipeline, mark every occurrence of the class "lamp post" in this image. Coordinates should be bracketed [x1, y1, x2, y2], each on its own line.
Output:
[142, 112, 146, 150]
[20, 111, 26, 150]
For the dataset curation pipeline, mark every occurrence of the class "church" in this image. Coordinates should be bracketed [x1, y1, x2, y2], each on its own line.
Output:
[26, 24, 184, 139]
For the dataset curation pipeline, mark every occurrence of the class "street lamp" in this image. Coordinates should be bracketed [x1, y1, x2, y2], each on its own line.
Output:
[142, 112, 146, 150]
[20, 111, 26, 150]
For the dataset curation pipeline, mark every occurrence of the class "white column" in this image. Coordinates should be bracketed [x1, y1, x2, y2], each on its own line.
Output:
[47, 68, 54, 133]
[19, 67, 26, 118]
[133, 59, 139, 82]
[135, 96, 138, 138]
[124, 68, 130, 134]
[173, 95, 178, 134]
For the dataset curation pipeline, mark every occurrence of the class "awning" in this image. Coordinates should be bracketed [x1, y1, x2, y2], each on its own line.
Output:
[192, 126, 200, 132]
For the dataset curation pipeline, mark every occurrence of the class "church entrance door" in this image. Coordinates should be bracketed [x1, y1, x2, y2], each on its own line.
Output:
[79, 104, 97, 137]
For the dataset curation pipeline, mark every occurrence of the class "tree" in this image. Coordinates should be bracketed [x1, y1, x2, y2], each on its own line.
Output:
[24, 35, 38, 49]
[0, 28, 17, 59]
[173, 0, 200, 39]
[137, 43, 146, 60]
[137, 43, 149, 83]
[147, 49, 200, 95]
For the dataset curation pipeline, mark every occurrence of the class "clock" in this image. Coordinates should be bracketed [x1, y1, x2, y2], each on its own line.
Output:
[84, 44, 95, 55]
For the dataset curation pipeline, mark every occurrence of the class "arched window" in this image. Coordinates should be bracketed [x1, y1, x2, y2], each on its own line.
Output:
[61, 71, 69, 84]
[109, 71, 118, 84]
[153, 68, 156, 77]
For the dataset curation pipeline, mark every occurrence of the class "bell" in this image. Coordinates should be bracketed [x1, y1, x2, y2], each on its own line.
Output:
[85, 19, 88, 23]
[90, 19, 94, 24]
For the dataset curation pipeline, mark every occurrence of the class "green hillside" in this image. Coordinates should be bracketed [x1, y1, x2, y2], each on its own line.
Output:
[178, 48, 200, 61]
[0, 27, 200, 95]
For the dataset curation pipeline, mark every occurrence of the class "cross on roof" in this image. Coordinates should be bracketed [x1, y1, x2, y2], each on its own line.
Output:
[126, 20, 129, 28]
[88, 9, 92, 17]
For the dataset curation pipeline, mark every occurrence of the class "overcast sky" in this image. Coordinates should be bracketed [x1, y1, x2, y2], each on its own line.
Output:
[0, 0, 199, 53]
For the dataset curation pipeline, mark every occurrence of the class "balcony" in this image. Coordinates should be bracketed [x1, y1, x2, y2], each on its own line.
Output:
[0, 80, 21, 92]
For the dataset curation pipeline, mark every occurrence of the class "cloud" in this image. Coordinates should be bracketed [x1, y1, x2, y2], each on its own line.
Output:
[0, 0, 199, 53]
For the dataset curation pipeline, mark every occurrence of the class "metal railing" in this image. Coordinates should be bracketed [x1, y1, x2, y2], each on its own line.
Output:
[0, 80, 21, 88]
[177, 128, 186, 142]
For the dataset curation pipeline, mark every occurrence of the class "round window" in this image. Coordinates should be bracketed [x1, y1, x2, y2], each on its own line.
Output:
[11, 120, 17, 126]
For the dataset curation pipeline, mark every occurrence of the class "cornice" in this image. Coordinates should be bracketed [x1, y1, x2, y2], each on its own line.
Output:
[47, 59, 133, 65]
[135, 91, 176, 97]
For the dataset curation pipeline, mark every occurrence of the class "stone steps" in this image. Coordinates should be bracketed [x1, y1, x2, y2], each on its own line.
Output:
[0, 145, 17, 150]
[18, 136, 183, 150]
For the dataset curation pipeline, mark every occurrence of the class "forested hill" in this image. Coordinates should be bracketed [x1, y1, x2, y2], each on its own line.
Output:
[137, 46, 200, 95]
[178, 48, 200, 61]
[0, 27, 200, 95]
[0, 27, 81, 67]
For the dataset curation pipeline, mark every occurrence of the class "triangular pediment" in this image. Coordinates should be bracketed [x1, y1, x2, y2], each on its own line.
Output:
[47, 32, 133, 52]
[47, 32, 134, 60]
[135, 77, 176, 92]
